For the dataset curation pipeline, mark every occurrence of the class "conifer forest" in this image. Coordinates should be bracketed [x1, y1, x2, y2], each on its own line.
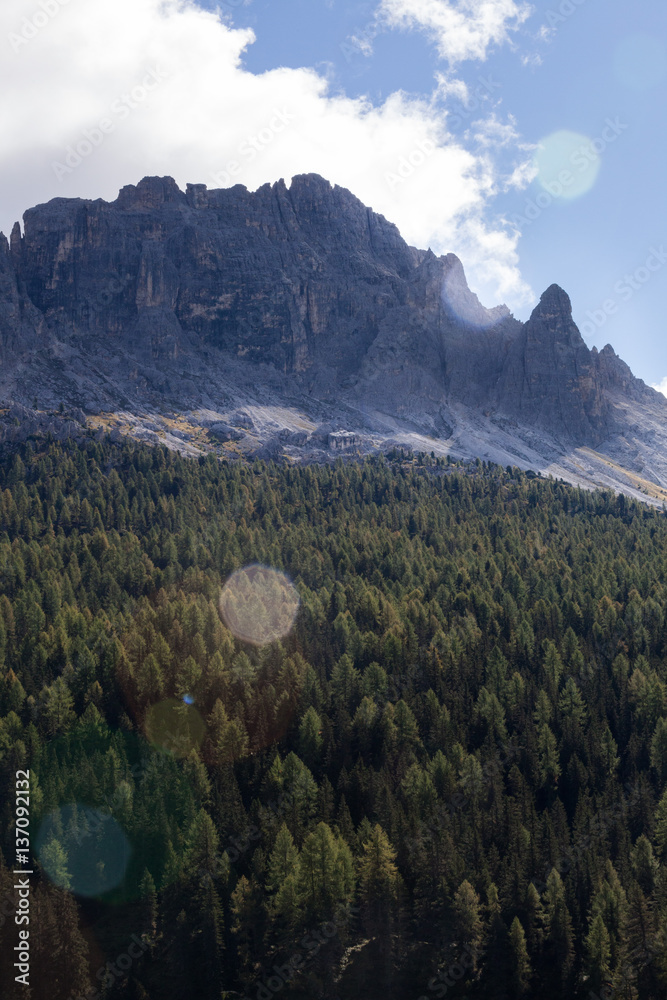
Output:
[1, 438, 667, 1000]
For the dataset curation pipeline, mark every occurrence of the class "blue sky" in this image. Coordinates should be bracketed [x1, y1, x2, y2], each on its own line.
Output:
[1, 0, 665, 388]
[200, 0, 667, 386]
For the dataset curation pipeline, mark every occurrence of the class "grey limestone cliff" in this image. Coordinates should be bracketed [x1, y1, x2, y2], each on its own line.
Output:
[1, 173, 666, 502]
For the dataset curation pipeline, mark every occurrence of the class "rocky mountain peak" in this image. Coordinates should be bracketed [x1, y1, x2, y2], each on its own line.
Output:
[0, 172, 665, 503]
[440, 252, 511, 328]
[9, 222, 22, 257]
[532, 283, 572, 319]
[524, 283, 586, 353]
[116, 175, 186, 211]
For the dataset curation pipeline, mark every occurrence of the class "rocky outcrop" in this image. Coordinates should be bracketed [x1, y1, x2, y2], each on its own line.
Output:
[0, 404, 86, 446]
[495, 285, 608, 445]
[8, 173, 422, 379]
[493, 285, 657, 446]
[0, 232, 46, 364]
[0, 173, 664, 462]
[328, 431, 362, 451]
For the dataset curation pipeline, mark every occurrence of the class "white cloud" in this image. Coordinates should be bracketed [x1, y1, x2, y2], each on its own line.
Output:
[521, 52, 542, 67]
[504, 157, 538, 190]
[434, 75, 471, 101]
[470, 114, 520, 149]
[652, 378, 667, 397]
[0, 0, 534, 308]
[378, 0, 532, 63]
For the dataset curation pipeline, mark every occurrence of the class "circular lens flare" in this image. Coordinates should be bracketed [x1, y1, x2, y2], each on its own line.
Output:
[144, 698, 205, 758]
[219, 565, 300, 646]
[36, 804, 131, 897]
[535, 130, 600, 201]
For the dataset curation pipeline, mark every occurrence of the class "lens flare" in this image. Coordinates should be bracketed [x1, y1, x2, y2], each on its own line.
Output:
[534, 130, 600, 201]
[441, 268, 501, 329]
[144, 698, 206, 758]
[219, 565, 300, 646]
[614, 33, 666, 92]
[36, 804, 131, 897]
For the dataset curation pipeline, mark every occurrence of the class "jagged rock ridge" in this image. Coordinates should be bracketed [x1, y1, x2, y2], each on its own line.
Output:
[1, 174, 666, 503]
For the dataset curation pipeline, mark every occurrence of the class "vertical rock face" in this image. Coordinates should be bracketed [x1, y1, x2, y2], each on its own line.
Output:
[355, 248, 520, 421]
[0, 173, 660, 449]
[0, 231, 45, 363]
[495, 284, 616, 445]
[9, 174, 424, 375]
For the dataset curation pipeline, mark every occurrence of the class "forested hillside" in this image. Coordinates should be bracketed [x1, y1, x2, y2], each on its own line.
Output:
[1, 439, 667, 1000]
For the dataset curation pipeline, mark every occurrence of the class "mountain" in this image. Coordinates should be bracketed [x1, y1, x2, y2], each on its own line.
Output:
[1, 173, 667, 502]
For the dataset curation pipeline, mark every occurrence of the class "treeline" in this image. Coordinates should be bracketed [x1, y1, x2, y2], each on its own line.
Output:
[0, 439, 667, 999]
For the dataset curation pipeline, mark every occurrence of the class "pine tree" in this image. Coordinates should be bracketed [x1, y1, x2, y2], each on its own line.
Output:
[591, 862, 629, 973]
[631, 836, 659, 896]
[524, 882, 546, 957]
[185, 808, 225, 882]
[654, 788, 667, 860]
[40, 676, 75, 735]
[208, 699, 249, 767]
[139, 868, 159, 946]
[298, 705, 323, 766]
[624, 885, 659, 997]
[136, 652, 165, 702]
[542, 869, 574, 994]
[650, 716, 667, 786]
[484, 882, 510, 998]
[537, 724, 561, 790]
[586, 913, 612, 994]
[231, 875, 263, 986]
[358, 823, 401, 922]
[357, 825, 402, 996]
[298, 822, 355, 922]
[452, 880, 484, 971]
[39, 837, 71, 890]
[509, 916, 532, 996]
[267, 823, 300, 892]
[191, 873, 226, 1000]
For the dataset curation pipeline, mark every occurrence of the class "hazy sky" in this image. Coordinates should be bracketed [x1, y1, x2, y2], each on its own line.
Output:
[2, 0, 665, 389]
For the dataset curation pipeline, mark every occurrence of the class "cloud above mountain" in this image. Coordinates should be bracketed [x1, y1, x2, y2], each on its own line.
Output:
[377, 0, 531, 63]
[1, 0, 534, 306]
